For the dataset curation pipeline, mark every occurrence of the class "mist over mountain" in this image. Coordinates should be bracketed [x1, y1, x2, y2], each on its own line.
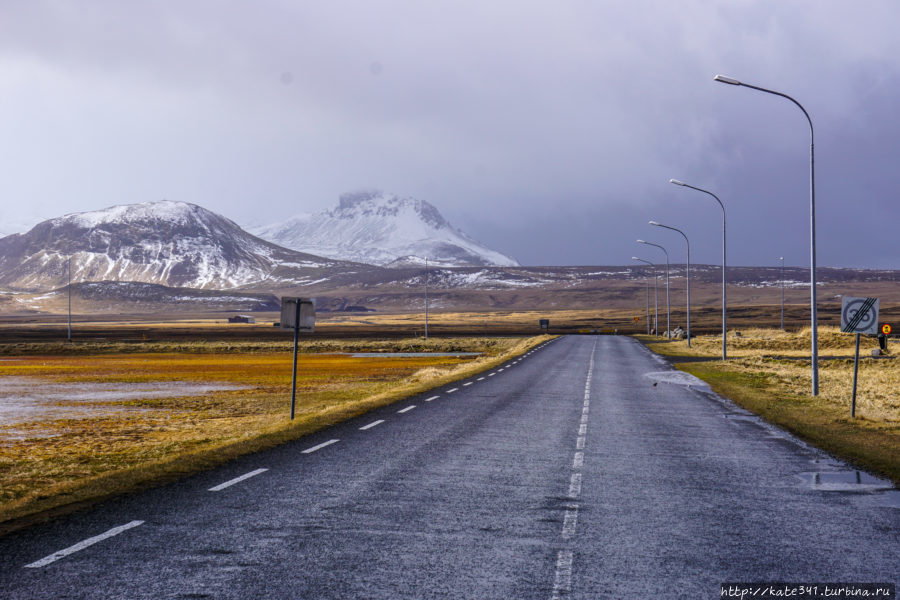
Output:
[250, 191, 520, 268]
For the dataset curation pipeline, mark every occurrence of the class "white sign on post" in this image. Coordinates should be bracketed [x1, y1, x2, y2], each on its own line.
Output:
[841, 297, 879, 334]
[281, 297, 315, 332]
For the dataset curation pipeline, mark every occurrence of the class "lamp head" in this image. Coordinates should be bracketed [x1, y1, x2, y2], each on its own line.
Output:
[636, 239, 646, 244]
[649, 220, 661, 226]
[714, 74, 741, 85]
[669, 178, 686, 186]
[631, 256, 640, 261]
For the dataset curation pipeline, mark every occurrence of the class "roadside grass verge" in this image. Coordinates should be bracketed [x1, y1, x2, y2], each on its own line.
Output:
[0, 335, 551, 534]
[637, 328, 899, 485]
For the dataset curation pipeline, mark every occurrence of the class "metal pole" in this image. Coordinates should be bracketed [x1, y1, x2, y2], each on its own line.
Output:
[289, 301, 300, 420]
[424, 257, 429, 339]
[637, 240, 669, 339]
[654, 272, 659, 336]
[714, 75, 818, 395]
[67, 256, 72, 343]
[780, 257, 785, 330]
[851, 333, 860, 418]
[633, 257, 655, 336]
[645, 275, 651, 335]
[670, 180, 727, 359]
[649, 222, 690, 347]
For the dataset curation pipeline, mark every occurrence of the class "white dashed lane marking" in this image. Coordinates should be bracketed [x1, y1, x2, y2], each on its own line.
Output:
[359, 420, 384, 430]
[302, 439, 339, 454]
[24, 521, 145, 569]
[446, 388, 459, 394]
[425, 396, 440, 402]
[208, 468, 269, 492]
[463, 382, 473, 387]
[397, 405, 416, 414]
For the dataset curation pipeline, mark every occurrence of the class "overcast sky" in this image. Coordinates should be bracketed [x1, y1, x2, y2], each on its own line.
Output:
[1, 1, 898, 268]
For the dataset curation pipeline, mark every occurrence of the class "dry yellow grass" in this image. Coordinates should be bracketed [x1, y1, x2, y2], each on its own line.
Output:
[0, 335, 550, 530]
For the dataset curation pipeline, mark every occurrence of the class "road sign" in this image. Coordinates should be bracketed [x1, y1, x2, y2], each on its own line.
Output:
[633, 316, 640, 323]
[841, 297, 879, 334]
[281, 297, 315, 332]
[882, 323, 892, 335]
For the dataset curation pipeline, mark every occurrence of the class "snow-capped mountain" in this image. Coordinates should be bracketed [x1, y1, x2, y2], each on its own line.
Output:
[0, 200, 358, 290]
[250, 191, 520, 268]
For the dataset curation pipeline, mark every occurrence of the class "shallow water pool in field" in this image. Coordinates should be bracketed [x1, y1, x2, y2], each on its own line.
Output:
[0, 377, 249, 438]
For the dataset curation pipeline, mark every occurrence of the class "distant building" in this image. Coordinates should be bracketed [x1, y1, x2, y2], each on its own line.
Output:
[228, 315, 255, 324]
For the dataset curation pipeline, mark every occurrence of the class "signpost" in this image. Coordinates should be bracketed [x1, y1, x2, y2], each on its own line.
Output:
[281, 297, 315, 420]
[841, 296, 878, 418]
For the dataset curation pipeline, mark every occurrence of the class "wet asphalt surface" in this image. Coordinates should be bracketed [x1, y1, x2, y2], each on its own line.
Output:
[0, 336, 896, 599]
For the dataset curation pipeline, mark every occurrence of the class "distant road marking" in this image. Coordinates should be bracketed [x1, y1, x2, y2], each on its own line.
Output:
[579, 424, 587, 436]
[397, 405, 416, 414]
[463, 382, 473, 387]
[302, 439, 339, 454]
[477, 377, 485, 381]
[562, 504, 579, 539]
[580, 414, 588, 425]
[576, 436, 586, 450]
[550, 549, 574, 600]
[425, 396, 440, 402]
[568, 473, 582, 499]
[360, 420, 384, 430]
[488, 373, 496, 377]
[209, 468, 269, 492]
[446, 387, 459, 394]
[582, 406, 589, 415]
[573, 452, 584, 469]
[25, 520, 145, 568]
[498, 368, 505, 372]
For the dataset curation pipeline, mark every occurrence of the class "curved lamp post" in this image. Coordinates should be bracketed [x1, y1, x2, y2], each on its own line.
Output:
[423, 257, 429, 339]
[632, 257, 656, 335]
[637, 240, 669, 338]
[670, 179, 726, 360]
[649, 221, 690, 347]
[714, 74, 818, 394]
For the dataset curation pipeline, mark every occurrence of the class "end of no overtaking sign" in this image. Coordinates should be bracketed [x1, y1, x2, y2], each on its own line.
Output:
[840, 296, 879, 335]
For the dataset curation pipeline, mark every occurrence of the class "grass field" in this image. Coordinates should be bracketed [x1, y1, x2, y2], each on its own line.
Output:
[642, 327, 899, 484]
[0, 335, 549, 532]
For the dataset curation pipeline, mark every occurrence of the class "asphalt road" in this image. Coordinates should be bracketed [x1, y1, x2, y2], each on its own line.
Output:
[0, 336, 896, 599]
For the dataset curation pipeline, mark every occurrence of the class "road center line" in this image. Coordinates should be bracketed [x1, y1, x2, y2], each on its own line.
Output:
[568, 473, 582, 499]
[578, 423, 587, 436]
[208, 468, 269, 492]
[477, 377, 485, 381]
[24, 520, 145, 568]
[572, 452, 584, 469]
[562, 504, 579, 540]
[488, 373, 496, 377]
[359, 420, 384, 430]
[446, 387, 459, 393]
[580, 413, 589, 425]
[576, 436, 586, 450]
[550, 549, 574, 600]
[463, 382, 473, 387]
[397, 405, 416, 413]
[425, 396, 440, 402]
[302, 439, 339, 454]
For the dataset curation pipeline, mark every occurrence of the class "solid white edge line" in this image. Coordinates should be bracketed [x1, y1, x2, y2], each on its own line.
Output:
[24, 520, 145, 568]
[425, 396, 440, 402]
[398, 405, 416, 413]
[359, 419, 385, 430]
[208, 468, 269, 492]
[302, 439, 340, 454]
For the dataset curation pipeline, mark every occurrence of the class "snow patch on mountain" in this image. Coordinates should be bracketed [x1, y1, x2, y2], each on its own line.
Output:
[250, 191, 519, 268]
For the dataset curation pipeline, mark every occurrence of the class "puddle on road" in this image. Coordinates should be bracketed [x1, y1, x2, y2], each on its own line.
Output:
[797, 471, 895, 493]
[644, 371, 711, 389]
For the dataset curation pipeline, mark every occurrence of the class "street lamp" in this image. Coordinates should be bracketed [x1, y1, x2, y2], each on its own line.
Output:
[714, 73, 819, 394]
[637, 240, 669, 338]
[424, 257, 429, 339]
[779, 256, 785, 330]
[67, 256, 72, 343]
[670, 179, 727, 360]
[632, 257, 656, 335]
[649, 221, 691, 347]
